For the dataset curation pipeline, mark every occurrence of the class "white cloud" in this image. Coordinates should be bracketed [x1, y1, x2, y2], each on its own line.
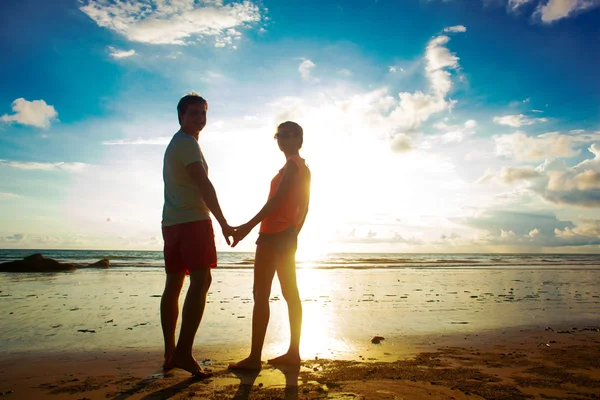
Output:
[492, 144, 600, 207]
[493, 131, 578, 161]
[390, 134, 413, 152]
[432, 119, 477, 143]
[298, 59, 318, 83]
[167, 51, 183, 59]
[443, 25, 467, 33]
[102, 137, 171, 145]
[0, 159, 89, 172]
[385, 33, 463, 139]
[338, 68, 352, 77]
[1, 98, 58, 129]
[508, 0, 535, 10]
[80, 0, 262, 46]
[546, 144, 600, 192]
[499, 166, 541, 183]
[535, 0, 600, 23]
[493, 114, 548, 127]
[0, 233, 27, 243]
[529, 228, 541, 238]
[108, 46, 135, 58]
[0, 192, 19, 198]
[425, 35, 459, 73]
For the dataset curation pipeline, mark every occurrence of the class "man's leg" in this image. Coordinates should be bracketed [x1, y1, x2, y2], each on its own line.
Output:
[171, 267, 212, 375]
[269, 249, 302, 365]
[160, 272, 186, 368]
[229, 244, 277, 370]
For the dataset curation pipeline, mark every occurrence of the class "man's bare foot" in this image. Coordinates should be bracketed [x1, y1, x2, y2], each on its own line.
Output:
[268, 352, 301, 366]
[162, 352, 175, 371]
[170, 353, 212, 378]
[228, 357, 262, 371]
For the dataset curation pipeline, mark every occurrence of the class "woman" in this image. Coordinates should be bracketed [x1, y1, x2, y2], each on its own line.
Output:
[229, 121, 311, 370]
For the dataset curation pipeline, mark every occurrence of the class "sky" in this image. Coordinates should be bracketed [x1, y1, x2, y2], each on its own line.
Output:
[0, 0, 599, 254]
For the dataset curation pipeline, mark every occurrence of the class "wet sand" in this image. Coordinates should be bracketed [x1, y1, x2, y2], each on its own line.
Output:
[1, 266, 599, 398]
[0, 324, 599, 399]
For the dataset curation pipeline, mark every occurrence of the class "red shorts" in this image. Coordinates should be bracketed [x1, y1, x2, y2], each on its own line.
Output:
[162, 219, 217, 274]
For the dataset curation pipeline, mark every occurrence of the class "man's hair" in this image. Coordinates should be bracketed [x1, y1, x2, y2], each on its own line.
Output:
[278, 121, 304, 148]
[177, 92, 208, 124]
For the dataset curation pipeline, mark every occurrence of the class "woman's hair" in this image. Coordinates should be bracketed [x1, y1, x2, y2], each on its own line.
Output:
[177, 92, 208, 124]
[278, 121, 304, 147]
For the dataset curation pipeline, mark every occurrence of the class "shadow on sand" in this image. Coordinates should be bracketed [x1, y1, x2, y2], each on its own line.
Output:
[230, 363, 301, 400]
[111, 369, 202, 400]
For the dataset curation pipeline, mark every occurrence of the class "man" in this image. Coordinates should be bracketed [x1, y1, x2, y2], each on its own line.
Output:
[160, 92, 233, 377]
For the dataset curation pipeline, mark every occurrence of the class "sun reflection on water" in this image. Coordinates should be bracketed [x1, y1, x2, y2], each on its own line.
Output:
[265, 268, 355, 359]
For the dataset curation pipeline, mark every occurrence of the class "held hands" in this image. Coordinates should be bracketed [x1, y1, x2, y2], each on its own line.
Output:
[220, 222, 254, 247]
[221, 224, 235, 246]
[231, 223, 253, 248]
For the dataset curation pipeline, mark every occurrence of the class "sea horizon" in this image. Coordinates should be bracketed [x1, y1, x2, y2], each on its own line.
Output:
[1, 249, 599, 270]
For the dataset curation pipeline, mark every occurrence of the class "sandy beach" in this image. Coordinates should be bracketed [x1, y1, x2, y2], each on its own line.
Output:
[1, 325, 599, 399]
[1, 266, 599, 399]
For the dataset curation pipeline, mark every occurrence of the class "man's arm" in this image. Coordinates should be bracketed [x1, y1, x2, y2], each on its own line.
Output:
[186, 161, 229, 229]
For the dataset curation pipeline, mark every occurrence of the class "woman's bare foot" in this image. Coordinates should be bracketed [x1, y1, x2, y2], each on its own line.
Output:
[228, 357, 262, 371]
[170, 353, 212, 378]
[268, 352, 301, 366]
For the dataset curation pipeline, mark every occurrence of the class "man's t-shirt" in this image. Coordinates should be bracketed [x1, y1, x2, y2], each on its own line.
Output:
[162, 130, 210, 227]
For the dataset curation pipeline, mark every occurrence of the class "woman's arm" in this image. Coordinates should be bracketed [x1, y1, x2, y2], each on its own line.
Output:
[296, 169, 311, 234]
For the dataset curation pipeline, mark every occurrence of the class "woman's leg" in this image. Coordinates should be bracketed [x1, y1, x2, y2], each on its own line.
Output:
[269, 248, 302, 365]
[229, 243, 277, 370]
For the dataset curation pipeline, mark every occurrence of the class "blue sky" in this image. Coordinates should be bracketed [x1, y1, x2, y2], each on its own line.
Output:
[0, 0, 599, 253]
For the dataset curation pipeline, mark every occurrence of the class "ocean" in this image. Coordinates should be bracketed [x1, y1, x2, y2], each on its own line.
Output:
[1, 249, 599, 270]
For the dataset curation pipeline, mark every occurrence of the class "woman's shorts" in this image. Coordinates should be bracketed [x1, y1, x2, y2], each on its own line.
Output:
[256, 225, 298, 253]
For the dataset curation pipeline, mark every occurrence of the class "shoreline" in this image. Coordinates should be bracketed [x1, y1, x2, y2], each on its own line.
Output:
[1, 322, 599, 399]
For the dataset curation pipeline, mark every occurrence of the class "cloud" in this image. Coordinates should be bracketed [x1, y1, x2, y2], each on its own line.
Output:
[508, 0, 535, 10]
[385, 33, 463, 147]
[108, 46, 135, 58]
[80, 0, 262, 46]
[443, 25, 467, 33]
[493, 114, 548, 127]
[489, 143, 600, 207]
[298, 59, 318, 83]
[338, 68, 352, 77]
[539, 144, 600, 206]
[0, 159, 89, 172]
[460, 209, 574, 237]
[0, 192, 19, 198]
[535, 0, 600, 23]
[390, 134, 413, 152]
[432, 119, 477, 143]
[493, 131, 579, 162]
[1, 98, 58, 129]
[102, 137, 171, 145]
[341, 231, 424, 245]
[0, 233, 27, 243]
[499, 166, 541, 183]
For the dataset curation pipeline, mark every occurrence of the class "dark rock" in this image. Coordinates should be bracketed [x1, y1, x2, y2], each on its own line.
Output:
[78, 258, 110, 269]
[371, 336, 385, 344]
[90, 258, 110, 268]
[0, 254, 77, 272]
[24, 253, 44, 262]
